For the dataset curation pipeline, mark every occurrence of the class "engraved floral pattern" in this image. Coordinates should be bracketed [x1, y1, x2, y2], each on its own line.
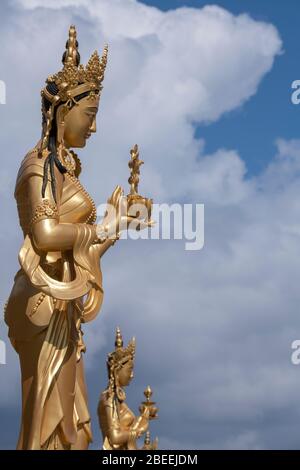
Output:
[30, 199, 59, 226]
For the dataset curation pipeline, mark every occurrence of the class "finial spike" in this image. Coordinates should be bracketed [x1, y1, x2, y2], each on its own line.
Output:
[115, 327, 123, 348]
[62, 25, 80, 67]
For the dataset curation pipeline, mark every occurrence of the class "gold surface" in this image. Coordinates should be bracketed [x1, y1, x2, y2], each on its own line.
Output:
[5, 25, 154, 450]
[127, 144, 153, 222]
[98, 328, 158, 450]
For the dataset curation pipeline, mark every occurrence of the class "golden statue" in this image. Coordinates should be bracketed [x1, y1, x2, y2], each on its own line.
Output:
[4, 25, 153, 450]
[98, 328, 158, 450]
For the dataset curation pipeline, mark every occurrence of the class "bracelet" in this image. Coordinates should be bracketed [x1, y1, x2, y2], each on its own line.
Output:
[110, 232, 120, 246]
[92, 223, 121, 246]
[92, 223, 109, 244]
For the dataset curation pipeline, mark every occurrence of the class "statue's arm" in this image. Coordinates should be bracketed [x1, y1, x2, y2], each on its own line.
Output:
[32, 218, 92, 252]
[104, 403, 149, 448]
[130, 414, 149, 434]
[107, 426, 131, 447]
[104, 404, 132, 446]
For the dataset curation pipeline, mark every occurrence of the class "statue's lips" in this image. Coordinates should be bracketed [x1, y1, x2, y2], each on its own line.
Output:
[85, 133, 91, 139]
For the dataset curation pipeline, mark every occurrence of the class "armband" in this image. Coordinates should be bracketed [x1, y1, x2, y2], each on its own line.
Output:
[30, 199, 59, 226]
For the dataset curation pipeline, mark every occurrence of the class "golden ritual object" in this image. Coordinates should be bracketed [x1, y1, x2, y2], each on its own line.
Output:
[127, 144, 153, 224]
[139, 386, 159, 420]
[98, 328, 159, 450]
[4, 25, 154, 450]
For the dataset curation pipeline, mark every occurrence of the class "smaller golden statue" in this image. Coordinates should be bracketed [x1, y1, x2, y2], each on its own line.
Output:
[98, 328, 158, 450]
[127, 144, 153, 225]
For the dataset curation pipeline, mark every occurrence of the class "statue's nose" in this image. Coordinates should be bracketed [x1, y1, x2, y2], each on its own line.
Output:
[90, 117, 96, 133]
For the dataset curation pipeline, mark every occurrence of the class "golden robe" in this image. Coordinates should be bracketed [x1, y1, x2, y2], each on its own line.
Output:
[5, 143, 104, 449]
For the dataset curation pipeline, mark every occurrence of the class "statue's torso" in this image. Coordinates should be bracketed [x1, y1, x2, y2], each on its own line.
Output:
[15, 145, 96, 231]
[98, 390, 136, 450]
[5, 144, 96, 340]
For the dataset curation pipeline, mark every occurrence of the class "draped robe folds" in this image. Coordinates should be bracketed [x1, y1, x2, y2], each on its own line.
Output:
[4, 144, 104, 449]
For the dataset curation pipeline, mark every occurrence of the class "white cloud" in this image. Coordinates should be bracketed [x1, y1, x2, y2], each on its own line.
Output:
[11, 0, 282, 201]
[87, 138, 300, 449]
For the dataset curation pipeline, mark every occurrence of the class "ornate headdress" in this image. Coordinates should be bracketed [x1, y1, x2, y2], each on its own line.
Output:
[106, 327, 135, 404]
[107, 327, 136, 372]
[41, 25, 108, 151]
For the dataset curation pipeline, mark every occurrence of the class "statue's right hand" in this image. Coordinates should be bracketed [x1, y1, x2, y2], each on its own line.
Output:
[106, 185, 123, 209]
[131, 406, 150, 435]
[101, 185, 124, 238]
[140, 406, 151, 419]
[136, 417, 149, 436]
[102, 186, 155, 238]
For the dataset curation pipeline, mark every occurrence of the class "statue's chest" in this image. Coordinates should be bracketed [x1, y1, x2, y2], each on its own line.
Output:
[59, 173, 96, 224]
[119, 403, 135, 428]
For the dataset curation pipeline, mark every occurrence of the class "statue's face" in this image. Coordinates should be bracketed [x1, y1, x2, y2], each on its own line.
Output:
[118, 360, 134, 387]
[63, 95, 99, 148]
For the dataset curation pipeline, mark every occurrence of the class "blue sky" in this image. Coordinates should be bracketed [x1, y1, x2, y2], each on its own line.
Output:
[141, 0, 300, 176]
[2, 0, 300, 450]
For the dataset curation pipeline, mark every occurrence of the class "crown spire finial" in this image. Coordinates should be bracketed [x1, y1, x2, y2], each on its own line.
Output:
[115, 327, 123, 349]
[44, 25, 108, 99]
[40, 25, 109, 151]
[62, 25, 79, 67]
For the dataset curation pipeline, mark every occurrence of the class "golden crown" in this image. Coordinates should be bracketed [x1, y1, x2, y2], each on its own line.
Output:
[43, 25, 108, 103]
[40, 25, 108, 150]
[107, 327, 136, 369]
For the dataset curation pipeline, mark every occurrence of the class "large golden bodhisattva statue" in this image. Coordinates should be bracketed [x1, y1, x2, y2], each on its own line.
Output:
[4, 25, 153, 450]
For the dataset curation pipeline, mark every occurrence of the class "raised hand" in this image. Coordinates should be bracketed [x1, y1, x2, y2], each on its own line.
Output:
[102, 185, 155, 238]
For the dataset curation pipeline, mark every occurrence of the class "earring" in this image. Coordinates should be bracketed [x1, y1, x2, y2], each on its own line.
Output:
[57, 119, 65, 145]
[56, 103, 69, 145]
[58, 142, 76, 175]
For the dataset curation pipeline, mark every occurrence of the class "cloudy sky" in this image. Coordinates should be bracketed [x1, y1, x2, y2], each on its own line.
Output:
[1, 0, 300, 450]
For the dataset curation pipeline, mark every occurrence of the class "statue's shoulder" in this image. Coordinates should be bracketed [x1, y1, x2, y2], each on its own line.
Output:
[14, 143, 64, 198]
[100, 389, 114, 408]
[18, 144, 46, 175]
[15, 144, 45, 195]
